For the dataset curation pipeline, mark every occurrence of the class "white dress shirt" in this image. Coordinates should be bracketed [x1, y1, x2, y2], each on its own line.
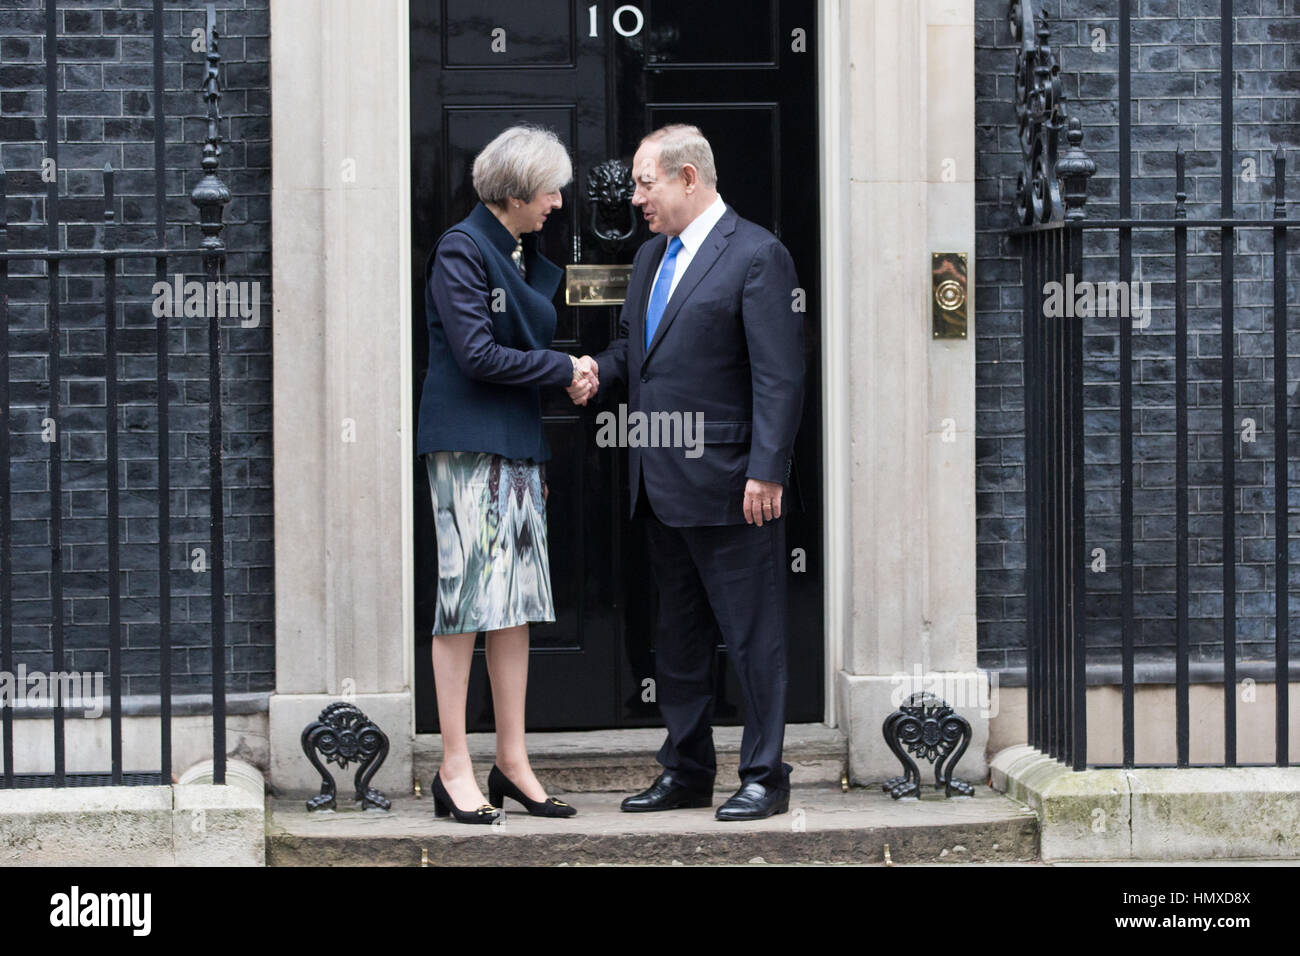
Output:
[646, 193, 727, 311]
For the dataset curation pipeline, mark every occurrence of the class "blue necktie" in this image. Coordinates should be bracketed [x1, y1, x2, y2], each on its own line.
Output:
[644, 236, 683, 349]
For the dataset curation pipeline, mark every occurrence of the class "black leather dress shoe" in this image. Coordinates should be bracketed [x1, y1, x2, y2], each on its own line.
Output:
[715, 781, 790, 820]
[620, 771, 713, 812]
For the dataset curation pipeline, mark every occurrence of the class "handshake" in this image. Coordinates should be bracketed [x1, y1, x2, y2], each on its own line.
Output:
[566, 354, 600, 406]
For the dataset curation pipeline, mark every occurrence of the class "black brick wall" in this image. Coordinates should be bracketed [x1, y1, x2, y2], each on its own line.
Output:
[0, 1, 271, 697]
[976, 0, 1300, 677]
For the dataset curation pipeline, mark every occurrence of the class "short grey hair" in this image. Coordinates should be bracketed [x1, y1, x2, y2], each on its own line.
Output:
[640, 124, 717, 188]
[472, 124, 573, 206]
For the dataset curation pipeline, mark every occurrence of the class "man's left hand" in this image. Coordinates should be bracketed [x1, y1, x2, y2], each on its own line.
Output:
[743, 478, 783, 526]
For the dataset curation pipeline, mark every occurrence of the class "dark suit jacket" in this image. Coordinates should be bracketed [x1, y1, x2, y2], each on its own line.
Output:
[594, 203, 805, 527]
[416, 202, 573, 461]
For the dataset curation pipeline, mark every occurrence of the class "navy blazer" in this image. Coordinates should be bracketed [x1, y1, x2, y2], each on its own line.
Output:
[416, 202, 573, 461]
[594, 203, 805, 527]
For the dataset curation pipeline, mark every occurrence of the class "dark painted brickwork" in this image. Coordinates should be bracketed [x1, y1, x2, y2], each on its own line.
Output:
[976, 0, 1300, 676]
[0, 1, 271, 695]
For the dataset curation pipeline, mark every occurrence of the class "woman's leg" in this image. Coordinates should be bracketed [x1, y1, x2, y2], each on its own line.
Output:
[432, 632, 490, 808]
[484, 624, 548, 801]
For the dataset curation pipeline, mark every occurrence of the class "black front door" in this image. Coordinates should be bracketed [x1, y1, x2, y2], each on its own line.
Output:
[410, 0, 822, 732]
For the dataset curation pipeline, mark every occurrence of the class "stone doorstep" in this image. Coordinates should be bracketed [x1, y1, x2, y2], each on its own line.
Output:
[413, 723, 849, 795]
[989, 744, 1300, 862]
[266, 785, 1039, 866]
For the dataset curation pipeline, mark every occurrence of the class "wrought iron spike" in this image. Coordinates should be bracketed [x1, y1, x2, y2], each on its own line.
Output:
[190, 2, 230, 256]
[102, 163, 115, 232]
[1274, 146, 1286, 219]
[1175, 146, 1187, 219]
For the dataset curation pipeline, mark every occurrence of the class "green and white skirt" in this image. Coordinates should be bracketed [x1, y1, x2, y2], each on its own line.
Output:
[424, 450, 555, 635]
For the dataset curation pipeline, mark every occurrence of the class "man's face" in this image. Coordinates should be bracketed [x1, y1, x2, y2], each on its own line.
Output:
[631, 143, 690, 236]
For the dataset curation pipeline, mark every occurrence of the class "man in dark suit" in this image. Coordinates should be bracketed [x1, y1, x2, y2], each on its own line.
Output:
[574, 124, 805, 820]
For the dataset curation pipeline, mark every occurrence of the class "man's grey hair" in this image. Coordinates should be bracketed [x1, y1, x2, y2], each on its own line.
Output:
[472, 124, 573, 206]
[640, 124, 718, 188]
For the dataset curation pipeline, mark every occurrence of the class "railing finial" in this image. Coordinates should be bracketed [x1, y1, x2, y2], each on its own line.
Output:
[1057, 117, 1096, 222]
[1273, 145, 1286, 220]
[1175, 146, 1188, 219]
[190, 2, 231, 257]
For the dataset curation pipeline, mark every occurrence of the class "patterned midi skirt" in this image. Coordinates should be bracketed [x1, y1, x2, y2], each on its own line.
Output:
[424, 450, 556, 635]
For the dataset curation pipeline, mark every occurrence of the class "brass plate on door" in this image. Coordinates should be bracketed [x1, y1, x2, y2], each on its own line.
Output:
[932, 252, 968, 339]
[565, 264, 634, 306]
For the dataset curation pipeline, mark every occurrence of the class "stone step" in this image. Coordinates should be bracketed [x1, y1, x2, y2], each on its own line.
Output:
[266, 785, 1039, 866]
[412, 723, 848, 794]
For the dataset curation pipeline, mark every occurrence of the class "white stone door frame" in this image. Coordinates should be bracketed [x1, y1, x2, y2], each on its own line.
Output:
[826, 0, 986, 782]
[269, 0, 417, 796]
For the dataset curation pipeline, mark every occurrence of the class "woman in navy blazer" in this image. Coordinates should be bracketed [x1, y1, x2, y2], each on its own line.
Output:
[417, 125, 595, 823]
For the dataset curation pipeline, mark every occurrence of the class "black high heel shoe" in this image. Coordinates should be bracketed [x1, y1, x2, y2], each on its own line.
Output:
[431, 772, 503, 824]
[488, 764, 577, 817]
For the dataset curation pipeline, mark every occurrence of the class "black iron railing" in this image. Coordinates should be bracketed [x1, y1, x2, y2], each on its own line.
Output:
[1008, 0, 1295, 769]
[0, 1, 230, 787]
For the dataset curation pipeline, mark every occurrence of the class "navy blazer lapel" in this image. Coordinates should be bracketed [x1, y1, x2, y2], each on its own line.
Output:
[526, 249, 564, 302]
[644, 207, 736, 363]
[456, 202, 565, 302]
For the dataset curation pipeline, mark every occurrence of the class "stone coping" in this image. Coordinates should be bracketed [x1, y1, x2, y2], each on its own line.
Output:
[0, 782, 265, 866]
[2, 691, 271, 720]
[990, 744, 1300, 862]
[989, 661, 1300, 687]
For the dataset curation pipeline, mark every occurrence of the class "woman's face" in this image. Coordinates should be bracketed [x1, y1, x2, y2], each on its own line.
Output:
[516, 188, 563, 233]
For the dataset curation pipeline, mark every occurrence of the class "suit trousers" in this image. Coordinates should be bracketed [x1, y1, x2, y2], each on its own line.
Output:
[638, 477, 790, 791]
